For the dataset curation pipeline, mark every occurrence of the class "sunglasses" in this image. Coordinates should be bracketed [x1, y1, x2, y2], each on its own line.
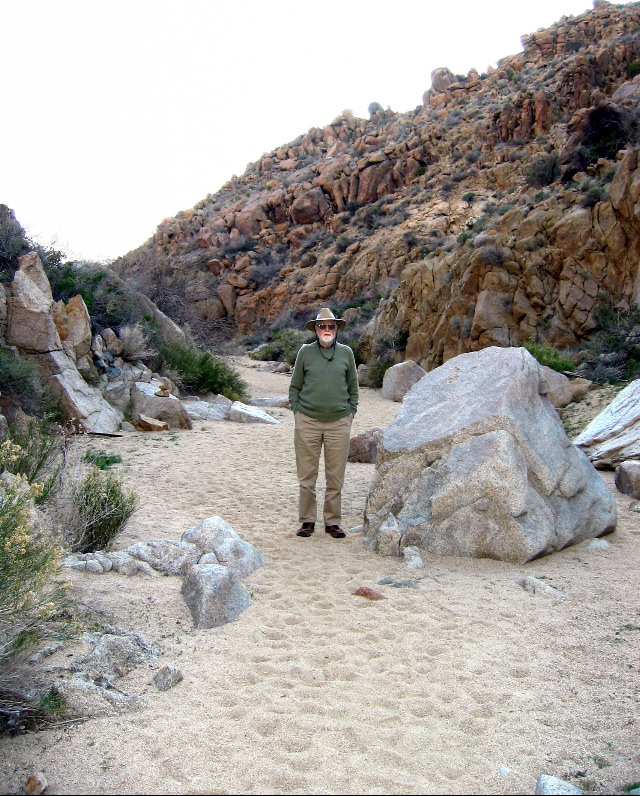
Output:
[316, 323, 336, 330]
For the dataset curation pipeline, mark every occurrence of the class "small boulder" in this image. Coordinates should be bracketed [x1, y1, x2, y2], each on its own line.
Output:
[134, 414, 169, 432]
[183, 399, 229, 421]
[228, 401, 280, 424]
[348, 427, 384, 463]
[126, 539, 200, 575]
[539, 365, 573, 407]
[181, 516, 263, 578]
[535, 774, 582, 795]
[381, 360, 426, 402]
[181, 564, 253, 629]
[152, 665, 183, 691]
[614, 459, 640, 498]
[131, 381, 192, 429]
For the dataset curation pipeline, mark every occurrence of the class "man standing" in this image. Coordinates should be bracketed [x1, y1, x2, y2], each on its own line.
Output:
[288, 308, 359, 539]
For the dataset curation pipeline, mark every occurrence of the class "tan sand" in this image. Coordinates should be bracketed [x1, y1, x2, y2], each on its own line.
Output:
[1, 358, 639, 795]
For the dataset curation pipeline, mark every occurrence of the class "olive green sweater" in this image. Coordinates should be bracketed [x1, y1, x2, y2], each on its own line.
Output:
[289, 342, 359, 421]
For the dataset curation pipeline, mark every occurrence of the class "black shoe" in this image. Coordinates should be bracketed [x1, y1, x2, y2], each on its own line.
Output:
[297, 522, 315, 537]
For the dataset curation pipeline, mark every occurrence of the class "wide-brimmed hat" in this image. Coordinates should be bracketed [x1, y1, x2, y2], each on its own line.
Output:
[305, 307, 347, 332]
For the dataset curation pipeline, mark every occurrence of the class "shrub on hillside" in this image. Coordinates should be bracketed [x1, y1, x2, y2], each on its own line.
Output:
[478, 245, 505, 266]
[522, 340, 575, 372]
[118, 323, 155, 362]
[156, 341, 248, 400]
[525, 154, 560, 187]
[0, 347, 56, 418]
[46, 263, 139, 332]
[249, 328, 307, 365]
[578, 303, 640, 383]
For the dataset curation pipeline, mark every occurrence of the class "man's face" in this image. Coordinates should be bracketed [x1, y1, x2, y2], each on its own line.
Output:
[315, 321, 337, 348]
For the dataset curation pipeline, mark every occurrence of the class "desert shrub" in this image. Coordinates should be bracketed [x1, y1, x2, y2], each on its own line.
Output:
[0, 207, 30, 281]
[0, 459, 70, 730]
[46, 264, 139, 332]
[67, 469, 137, 553]
[0, 206, 65, 284]
[578, 303, 640, 383]
[156, 341, 248, 400]
[574, 104, 640, 168]
[249, 328, 307, 365]
[470, 216, 488, 233]
[3, 419, 63, 503]
[0, 347, 55, 418]
[580, 185, 607, 207]
[368, 101, 384, 116]
[522, 340, 575, 372]
[478, 245, 505, 266]
[335, 235, 355, 253]
[365, 337, 405, 387]
[626, 61, 640, 77]
[118, 323, 155, 362]
[525, 154, 560, 187]
[82, 450, 122, 470]
[247, 258, 282, 288]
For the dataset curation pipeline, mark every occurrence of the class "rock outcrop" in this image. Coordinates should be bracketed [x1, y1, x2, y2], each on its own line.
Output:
[6, 253, 122, 433]
[108, 2, 640, 378]
[364, 347, 616, 564]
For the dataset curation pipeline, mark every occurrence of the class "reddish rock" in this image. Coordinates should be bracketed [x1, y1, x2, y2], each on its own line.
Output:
[353, 586, 385, 600]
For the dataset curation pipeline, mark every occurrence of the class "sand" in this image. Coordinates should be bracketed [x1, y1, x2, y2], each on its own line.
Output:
[1, 358, 639, 795]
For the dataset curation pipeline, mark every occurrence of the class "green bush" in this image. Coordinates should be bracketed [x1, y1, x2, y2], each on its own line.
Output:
[578, 303, 640, 383]
[82, 450, 122, 470]
[46, 263, 138, 332]
[580, 185, 607, 207]
[0, 461, 70, 729]
[0, 206, 30, 281]
[69, 469, 138, 553]
[156, 341, 248, 400]
[3, 419, 62, 503]
[522, 340, 575, 372]
[0, 348, 56, 418]
[249, 328, 307, 365]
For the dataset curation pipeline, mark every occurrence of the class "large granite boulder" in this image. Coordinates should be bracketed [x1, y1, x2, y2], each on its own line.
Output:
[364, 347, 616, 564]
[52, 294, 92, 363]
[6, 253, 122, 433]
[574, 380, 640, 467]
[7, 252, 63, 354]
[51, 369, 123, 433]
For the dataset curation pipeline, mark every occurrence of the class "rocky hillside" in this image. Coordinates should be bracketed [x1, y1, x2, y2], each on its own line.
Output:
[112, 0, 640, 370]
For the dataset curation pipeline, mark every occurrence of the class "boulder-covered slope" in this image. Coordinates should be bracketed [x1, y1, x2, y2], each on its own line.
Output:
[112, 1, 640, 370]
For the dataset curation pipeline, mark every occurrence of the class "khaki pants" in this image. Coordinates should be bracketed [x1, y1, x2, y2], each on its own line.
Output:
[294, 412, 353, 526]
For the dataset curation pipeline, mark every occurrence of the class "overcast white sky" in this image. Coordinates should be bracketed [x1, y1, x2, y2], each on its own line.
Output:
[3, 0, 625, 262]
